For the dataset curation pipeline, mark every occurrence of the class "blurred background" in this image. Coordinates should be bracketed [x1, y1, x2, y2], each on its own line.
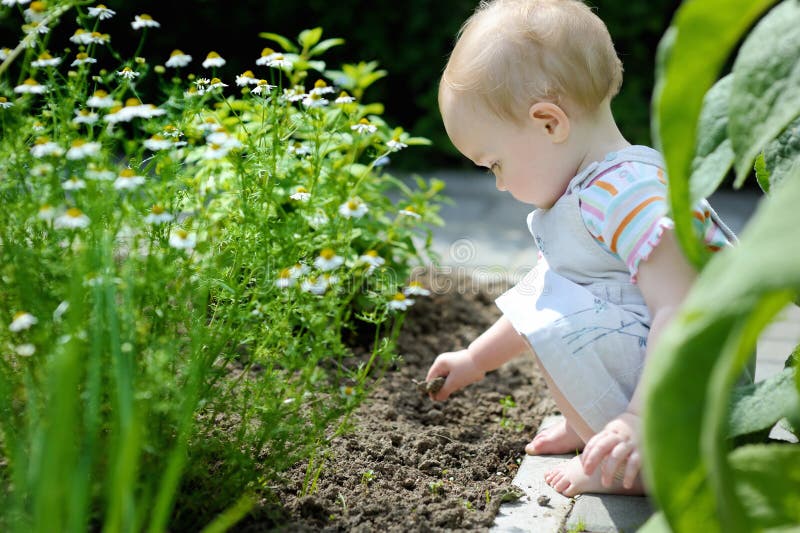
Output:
[1, 0, 683, 171]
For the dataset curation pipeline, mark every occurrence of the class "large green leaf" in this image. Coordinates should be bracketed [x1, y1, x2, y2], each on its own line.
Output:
[763, 116, 800, 194]
[730, 445, 800, 528]
[729, 0, 800, 187]
[690, 75, 735, 202]
[653, 0, 777, 268]
[643, 164, 800, 533]
[728, 366, 799, 440]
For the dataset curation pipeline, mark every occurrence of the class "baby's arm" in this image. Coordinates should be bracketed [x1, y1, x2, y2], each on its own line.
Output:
[581, 228, 697, 488]
[426, 315, 529, 401]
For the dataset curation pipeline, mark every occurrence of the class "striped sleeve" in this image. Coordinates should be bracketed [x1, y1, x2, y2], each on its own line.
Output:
[579, 161, 731, 282]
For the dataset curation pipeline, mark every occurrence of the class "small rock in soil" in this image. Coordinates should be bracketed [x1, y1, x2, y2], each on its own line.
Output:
[537, 494, 551, 507]
[412, 376, 445, 395]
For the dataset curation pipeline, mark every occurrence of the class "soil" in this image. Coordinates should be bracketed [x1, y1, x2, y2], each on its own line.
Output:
[243, 272, 557, 532]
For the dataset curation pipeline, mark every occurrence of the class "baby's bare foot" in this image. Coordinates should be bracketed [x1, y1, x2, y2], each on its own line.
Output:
[525, 419, 584, 455]
[543, 455, 644, 497]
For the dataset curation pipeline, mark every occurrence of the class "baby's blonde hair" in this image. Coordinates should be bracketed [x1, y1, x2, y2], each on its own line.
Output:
[441, 0, 623, 122]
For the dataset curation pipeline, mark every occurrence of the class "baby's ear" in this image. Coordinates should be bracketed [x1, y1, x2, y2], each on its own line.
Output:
[528, 102, 570, 143]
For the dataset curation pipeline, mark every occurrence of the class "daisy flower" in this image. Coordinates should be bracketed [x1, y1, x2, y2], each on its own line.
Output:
[302, 92, 328, 108]
[85, 164, 115, 181]
[55, 207, 90, 229]
[86, 89, 116, 108]
[66, 139, 101, 160]
[206, 77, 227, 91]
[22, 21, 49, 34]
[387, 292, 415, 311]
[251, 79, 275, 95]
[117, 66, 139, 80]
[23, 1, 46, 22]
[143, 204, 173, 224]
[306, 210, 329, 228]
[0, 97, 13, 109]
[310, 79, 335, 96]
[31, 51, 61, 68]
[359, 250, 385, 271]
[288, 263, 310, 278]
[403, 281, 431, 296]
[301, 276, 328, 295]
[236, 70, 258, 86]
[113, 169, 146, 190]
[30, 163, 53, 177]
[351, 118, 377, 134]
[338, 198, 368, 219]
[15, 344, 36, 357]
[72, 109, 99, 125]
[143, 134, 173, 151]
[282, 86, 306, 103]
[275, 268, 295, 289]
[71, 52, 97, 67]
[61, 176, 87, 190]
[288, 141, 311, 156]
[255, 47, 278, 66]
[131, 14, 160, 30]
[314, 248, 344, 271]
[267, 53, 292, 69]
[0, 47, 10, 60]
[398, 205, 421, 218]
[387, 137, 408, 152]
[30, 138, 64, 158]
[162, 124, 183, 139]
[169, 229, 196, 250]
[37, 203, 56, 221]
[14, 78, 46, 94]
[9, 311, 37, 332]
[202, 51, 225, 68]
[289, 186, 311, 201]
[86, 31, 110, 45]
[88, 4, 116, 19]
[2, 0, 32, 7]
[335, 91, 355, 104]
[165, 49, 192, 68]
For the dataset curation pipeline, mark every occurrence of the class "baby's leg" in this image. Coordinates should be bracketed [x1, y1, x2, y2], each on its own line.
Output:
[527, 347, 644, 496]
[525, 418, 584, 455]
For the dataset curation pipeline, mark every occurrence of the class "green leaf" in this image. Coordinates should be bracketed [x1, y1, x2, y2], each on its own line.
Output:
[298, 27, 323, 50]
[653, 0, 776, 268]
[643, 163, 800, 533]
[755, 153, 772, 194]
[257, 32, 298, 53]
[763, 116, 800, 194]
[690, 75, 735, 202]
[309, 38, 345, 58]
[730, 445, 800, 528]
[728, 366, 799, 439]
[403, 136, 432, 146]
[729, 0, 800, 187]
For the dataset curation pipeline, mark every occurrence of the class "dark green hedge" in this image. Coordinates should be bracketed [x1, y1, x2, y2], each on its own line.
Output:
[1, 0, 681, 170]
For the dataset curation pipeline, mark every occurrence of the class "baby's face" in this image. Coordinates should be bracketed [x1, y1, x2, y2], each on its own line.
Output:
[439, 87, 573, 208]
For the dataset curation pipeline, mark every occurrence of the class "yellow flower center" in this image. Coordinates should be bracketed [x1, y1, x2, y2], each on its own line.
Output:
[347, 199, 360, 210]
[34, 136, 49, 145]
[176, 229, 188, 239]
[403, 206, 417, 214]
[206, 51, 221, 59]
[170, 49, 184, 57]
[119, 169, 135, 178]
[23, 78, 39, 86]
[260, 47, 275, 57]
[125, 97, 141, 107]
[39, 204, 52, 211]
[71, 139, 86, 147]
[151, 204, 165, 214]
[279, 268, 291, 279]
[13, 311, 28, 320]
[150, 134, 165, 141]
[0, 97, 7, 103]
[210, 77, 222, 84]
[76, 52, 89, 60]
[30, 2, 46, 12]
[97, 3, 108, 8]
[66, 207, 83, 218]
[109, 105, 122, 113]
[139, 14, 154, 20]
[365, 250, 378, 257]
[295, 186, 308, 193]
[38, 52, 52, 60]
[314, 79, 327, 89]
[241, 70, 254, 78]
[393, 292, 406, 301]
[93, 89, 108, 97]
[320, 248, 336, 260]
[338, 91, 350, 98]
[358, 118, 370, 125]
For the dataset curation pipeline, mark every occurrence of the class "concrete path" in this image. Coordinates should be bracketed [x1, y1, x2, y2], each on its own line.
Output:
[406, 169, 800, 532]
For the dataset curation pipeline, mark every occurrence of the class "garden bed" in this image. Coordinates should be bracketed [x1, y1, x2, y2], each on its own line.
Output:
[246, 272, 557, 531]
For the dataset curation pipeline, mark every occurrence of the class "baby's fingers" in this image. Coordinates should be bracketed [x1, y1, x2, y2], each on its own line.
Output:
[600, 440, 633, 487]
[581, 433, 620, 475]
[622, 449, 641, 489]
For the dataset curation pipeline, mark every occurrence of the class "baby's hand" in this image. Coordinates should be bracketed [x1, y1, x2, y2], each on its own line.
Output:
[580, 412, 641, 489]
[425, 349, 486, 401]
